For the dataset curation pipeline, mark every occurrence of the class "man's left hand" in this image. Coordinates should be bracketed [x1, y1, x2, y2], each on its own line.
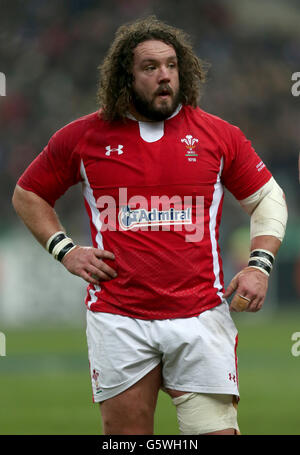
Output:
[224, 266, 269, 312]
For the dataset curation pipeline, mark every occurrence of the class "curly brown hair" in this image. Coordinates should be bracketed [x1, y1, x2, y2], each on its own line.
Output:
[97, 16, 207, 122]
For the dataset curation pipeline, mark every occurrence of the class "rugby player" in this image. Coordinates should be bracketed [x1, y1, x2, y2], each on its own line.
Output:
[12, 16, 288, 435]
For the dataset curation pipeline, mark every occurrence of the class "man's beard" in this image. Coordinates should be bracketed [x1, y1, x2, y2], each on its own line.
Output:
[131, 85, 181, 121]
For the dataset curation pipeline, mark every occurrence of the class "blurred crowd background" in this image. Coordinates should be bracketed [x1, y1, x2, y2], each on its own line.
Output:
[0, 0, 299, 326]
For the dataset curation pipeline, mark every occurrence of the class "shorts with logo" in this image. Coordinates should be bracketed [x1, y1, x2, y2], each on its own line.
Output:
[86, 301, 239, 403]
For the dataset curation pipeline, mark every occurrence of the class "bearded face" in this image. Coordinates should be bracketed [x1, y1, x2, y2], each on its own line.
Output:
[130, 40, 181, 121]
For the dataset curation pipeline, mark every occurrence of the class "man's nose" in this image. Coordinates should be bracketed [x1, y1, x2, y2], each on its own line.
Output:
[158, 65, 171, 83]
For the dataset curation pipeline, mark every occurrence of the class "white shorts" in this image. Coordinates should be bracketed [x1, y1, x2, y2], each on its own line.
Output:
[86, 302, 239, 403]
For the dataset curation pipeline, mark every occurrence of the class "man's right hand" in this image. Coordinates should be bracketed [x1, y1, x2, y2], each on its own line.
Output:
[61, 246, 117, 285]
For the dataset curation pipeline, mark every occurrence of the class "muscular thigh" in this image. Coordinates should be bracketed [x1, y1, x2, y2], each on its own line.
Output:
[100, 363, 162, 435]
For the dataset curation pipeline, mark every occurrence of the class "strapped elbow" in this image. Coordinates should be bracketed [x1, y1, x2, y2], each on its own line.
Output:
[239, 177, 288, 241]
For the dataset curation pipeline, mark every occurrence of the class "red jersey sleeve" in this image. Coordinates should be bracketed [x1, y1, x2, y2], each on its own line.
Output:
[221, 124, 272, 200]
[17, 122, 84, 206]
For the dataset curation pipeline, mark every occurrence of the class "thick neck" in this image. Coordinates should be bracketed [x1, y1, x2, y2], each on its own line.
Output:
[127, 103, 182, 122]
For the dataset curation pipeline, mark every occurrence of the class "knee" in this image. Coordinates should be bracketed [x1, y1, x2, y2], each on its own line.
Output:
[172, 392, 240, 435]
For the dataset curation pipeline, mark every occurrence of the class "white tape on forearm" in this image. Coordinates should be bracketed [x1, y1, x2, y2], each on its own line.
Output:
[239, 177, 288, 241]
[248, 248, 275, 276]
[251, 248, 275, 261]
[46, 231, 65, 252]
[250, 255, 273, 268]
[52, 237, 74, 260]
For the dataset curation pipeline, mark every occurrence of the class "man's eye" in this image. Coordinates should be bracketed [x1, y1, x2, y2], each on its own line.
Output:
[145, 66, 156, 71]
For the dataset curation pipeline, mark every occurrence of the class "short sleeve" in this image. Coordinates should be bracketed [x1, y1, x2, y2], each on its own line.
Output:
[17, 126, 83, 206]
[221, 125, 272, 200]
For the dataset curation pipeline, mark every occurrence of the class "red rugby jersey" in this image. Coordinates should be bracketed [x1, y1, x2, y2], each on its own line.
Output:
[18, 105, 272, 319]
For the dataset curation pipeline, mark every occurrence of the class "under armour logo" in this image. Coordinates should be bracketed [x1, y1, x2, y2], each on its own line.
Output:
[105, 145, 124, 156]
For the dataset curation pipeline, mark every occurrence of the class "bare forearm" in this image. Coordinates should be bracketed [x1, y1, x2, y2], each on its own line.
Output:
[12, 185, 64, 248]
[12, 184, 117, 284]
[250, 235, 281, 257]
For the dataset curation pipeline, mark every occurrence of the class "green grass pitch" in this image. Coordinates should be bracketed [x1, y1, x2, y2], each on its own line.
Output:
[0, 309, 299, 435]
